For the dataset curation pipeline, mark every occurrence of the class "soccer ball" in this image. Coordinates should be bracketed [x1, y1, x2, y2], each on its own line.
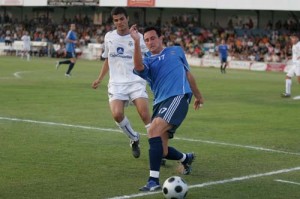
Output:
[162, 176, 188, 199]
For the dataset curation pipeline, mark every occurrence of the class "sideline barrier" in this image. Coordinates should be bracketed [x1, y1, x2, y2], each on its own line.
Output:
[187, 56, 287, 73]
[0, 41, 48, 56]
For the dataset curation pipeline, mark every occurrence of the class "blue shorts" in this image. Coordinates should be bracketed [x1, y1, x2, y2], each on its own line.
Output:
[221, 57, 227, 63]
[66, 51, 76, 58]
[152, 94, 190, 138]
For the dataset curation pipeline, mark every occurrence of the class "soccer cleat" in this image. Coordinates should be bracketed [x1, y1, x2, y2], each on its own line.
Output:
[139, 180, 161, 192]
[130, 139, 140, 158]
[65, 73, 71, 77]
[55, 61, 60, 70]
[161, 158, 167, 166]
[281, 93, 291, 98]
[181, 152, 195, 175]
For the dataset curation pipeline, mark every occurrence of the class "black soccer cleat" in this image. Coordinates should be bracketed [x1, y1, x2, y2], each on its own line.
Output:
[139, 180, 161, 192]
[130, 139, 140, 158]
[181, 152, 195, 175]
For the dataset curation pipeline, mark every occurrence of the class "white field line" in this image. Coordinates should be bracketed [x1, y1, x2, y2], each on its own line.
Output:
[107, 166, 300, 199]
[0, 71, 31, 79]
[14, 71, 29, 78]
[174, 137, 300, 156]
[1, 116, 300, 157]
[0, 116, 122, 133]
[275, 179, 300, 186]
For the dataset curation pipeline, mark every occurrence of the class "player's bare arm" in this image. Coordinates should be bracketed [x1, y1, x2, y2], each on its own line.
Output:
[92, 58, 109, 89]
[186, 71, 204, 110]
[130, 24, 144, 72]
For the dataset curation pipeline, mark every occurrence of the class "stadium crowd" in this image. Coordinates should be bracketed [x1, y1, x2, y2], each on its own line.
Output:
[0, 12, 299, 62]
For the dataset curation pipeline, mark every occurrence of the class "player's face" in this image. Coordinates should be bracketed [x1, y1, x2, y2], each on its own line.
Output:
[112, 14, 129, 32]
[290, 36, 298, 45]
[144, 30, 163, 54]
[70, 24, 76, 31]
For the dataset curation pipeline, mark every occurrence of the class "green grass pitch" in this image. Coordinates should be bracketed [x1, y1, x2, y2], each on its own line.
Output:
[0, 56, 300, 199]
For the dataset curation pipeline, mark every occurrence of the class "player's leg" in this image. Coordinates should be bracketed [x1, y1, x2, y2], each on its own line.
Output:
[223, 60, 228, 73]
[282, 66, 295, 97]
[65, 53, 76, 76]
[25, 49, 30, 61]
[134, 95, 168, 165]
[140, 95, 194, 192]
[56, 52, 71, 70]
[159, 95, 195, 175]
[220, 60, 223, 73]
[139, 117, 170, 191]
[295, 67, 300, 94]
[21, 50, 24, 59]
[109, 99, 140, 158]
[282, 76, 292, 97]
[133, 97, 151, 126]
[295, 66, 300, 84]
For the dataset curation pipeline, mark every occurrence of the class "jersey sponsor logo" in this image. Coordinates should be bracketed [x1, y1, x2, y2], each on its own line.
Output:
[128, 41, 133, 47]
[109, 47, 132, 59]
[117, 47, 124, 54]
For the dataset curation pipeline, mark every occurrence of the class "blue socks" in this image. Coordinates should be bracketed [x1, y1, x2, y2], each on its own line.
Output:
[148, 137, 163, 183]
[165, 146, 184, 160]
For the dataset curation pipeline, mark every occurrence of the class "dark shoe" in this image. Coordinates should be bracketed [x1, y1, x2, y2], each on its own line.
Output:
[139, 180, 161, 192]
[130, 139, 140, 158]
[181, 152, 195, 175]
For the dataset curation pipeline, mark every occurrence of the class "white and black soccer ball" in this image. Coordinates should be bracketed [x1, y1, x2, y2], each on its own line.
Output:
[162, 176, 188, 199]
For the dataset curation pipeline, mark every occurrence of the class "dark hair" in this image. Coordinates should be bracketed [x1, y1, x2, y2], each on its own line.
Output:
[144, 26, 161, 37]
[111, 7, 128, 18]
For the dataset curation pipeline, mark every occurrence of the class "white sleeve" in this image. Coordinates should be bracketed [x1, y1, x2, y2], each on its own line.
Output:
[102, 33, 109, 58]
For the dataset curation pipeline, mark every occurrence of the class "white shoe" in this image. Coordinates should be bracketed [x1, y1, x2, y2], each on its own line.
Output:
[65, 73, 71, 77]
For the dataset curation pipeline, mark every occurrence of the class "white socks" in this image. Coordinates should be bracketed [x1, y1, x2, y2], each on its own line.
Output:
[285, 79, 292, 94]
[116, 117, 139, 141]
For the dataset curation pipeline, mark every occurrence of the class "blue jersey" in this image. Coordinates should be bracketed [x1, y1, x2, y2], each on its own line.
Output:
[65, 30, 77, 53]
[218, 44, 228, 58]
[134, 46, 192, 105]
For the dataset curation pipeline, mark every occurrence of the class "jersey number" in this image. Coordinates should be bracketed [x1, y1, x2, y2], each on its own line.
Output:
[158, 54, 165, 61]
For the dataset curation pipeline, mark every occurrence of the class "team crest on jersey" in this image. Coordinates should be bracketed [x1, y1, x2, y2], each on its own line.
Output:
[117, 47, 124, 54]
[128, 41, 133, 47]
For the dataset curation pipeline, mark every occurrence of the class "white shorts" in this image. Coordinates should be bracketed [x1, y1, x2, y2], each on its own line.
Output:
[23, 45, 30, 51]
[108, 81, 148, 105]
[287, 64, 300, 77]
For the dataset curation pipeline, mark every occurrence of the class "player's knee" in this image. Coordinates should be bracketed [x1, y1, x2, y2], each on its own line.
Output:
[112, 113, 124, 123]
[140, 111, 150, 123]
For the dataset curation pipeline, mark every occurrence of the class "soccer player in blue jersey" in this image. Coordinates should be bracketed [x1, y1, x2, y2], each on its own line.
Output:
[130, 25, 204, 191]
[218, 39, 229, 73]
[56, 23, 77, 77]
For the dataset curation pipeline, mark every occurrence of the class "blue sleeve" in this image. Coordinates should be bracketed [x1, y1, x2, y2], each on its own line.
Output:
[178, 47, 190, 71]
[133, 62, 149, 80]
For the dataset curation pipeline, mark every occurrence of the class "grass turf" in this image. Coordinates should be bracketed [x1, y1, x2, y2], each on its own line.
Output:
[0, 56, 299, 199]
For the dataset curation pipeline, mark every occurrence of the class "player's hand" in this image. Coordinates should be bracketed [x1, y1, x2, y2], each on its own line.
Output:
[129, 24, 140, 41]
[92, 79, 101, 89]
[194, 97, 204, 110]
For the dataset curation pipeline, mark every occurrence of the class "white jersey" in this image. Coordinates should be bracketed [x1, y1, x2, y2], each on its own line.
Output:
[102, 30, 148, 85]
[21, 35, 31, 51]
[292, 41, 300, 66]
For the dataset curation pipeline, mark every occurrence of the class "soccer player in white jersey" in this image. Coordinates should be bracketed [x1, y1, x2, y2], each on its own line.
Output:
[21, 31, 31, 61]
[130, 25, 204, 191]
[282, 34, 300, 97]
[92, 7, 151, 158]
